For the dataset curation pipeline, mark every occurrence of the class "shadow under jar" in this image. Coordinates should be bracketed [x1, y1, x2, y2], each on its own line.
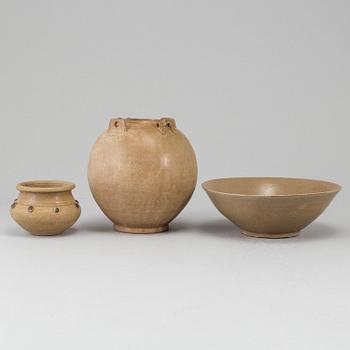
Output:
[10, 180, 81, 235]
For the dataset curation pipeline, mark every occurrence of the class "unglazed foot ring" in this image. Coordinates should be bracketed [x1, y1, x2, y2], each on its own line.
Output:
[114, 225, 169, 234]
[240, 230, 300, 239]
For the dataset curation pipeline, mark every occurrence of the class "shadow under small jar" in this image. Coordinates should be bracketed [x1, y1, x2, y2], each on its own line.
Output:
[10, 180, 81, 235]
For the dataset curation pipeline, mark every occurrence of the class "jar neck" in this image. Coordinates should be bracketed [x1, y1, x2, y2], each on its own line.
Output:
[107, 117, 176, 134]
[17, 190, 75, 206]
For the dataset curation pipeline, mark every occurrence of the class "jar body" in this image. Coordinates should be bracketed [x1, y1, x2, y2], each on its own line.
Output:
[10, 181, 81, 235]
[88, 118, 197, 233]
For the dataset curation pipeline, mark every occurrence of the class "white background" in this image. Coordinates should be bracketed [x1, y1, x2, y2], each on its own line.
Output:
[1, 0, 349, 349]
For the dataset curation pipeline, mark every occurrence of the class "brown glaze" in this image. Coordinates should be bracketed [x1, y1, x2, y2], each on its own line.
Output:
[10, 180, 81, 235]
[202, 177, 341, 238]
[88, 117, 197, 233]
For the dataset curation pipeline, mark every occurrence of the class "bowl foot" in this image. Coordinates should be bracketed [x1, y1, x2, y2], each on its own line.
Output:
[240, 230, 300, 239]
[114, 224, 169, 234]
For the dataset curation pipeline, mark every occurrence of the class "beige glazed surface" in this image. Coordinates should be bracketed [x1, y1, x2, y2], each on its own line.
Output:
[88, 117, 198, 233]
[202, 177, 341, 238]
[10, 180, 81, 235]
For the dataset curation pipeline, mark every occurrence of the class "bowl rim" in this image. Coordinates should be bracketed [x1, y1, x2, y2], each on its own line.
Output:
[17, 180, 75, 193]
[202, 177, 342, 198]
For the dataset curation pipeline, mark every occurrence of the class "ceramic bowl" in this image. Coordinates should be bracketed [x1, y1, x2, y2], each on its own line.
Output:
[10, 180, 81, 235]
[202, 177, 341, 238]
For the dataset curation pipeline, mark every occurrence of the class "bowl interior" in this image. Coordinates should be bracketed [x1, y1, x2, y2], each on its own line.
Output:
[203, 177, 341, 197]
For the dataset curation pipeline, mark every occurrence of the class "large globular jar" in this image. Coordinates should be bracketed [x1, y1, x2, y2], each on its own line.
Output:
[88, 117, 197, 233]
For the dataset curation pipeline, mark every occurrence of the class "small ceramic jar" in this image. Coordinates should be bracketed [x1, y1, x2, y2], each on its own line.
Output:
[10, 180, 81, 235]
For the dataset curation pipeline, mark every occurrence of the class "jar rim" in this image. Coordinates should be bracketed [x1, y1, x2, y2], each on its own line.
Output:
[17, 180, 75, 193]
[111, 117, 173, 123]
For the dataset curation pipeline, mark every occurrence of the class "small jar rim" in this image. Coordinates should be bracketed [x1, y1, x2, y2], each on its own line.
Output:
[17, 180, 75, 193]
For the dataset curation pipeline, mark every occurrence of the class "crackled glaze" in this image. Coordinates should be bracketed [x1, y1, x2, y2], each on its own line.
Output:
[88, 117, 197, 233]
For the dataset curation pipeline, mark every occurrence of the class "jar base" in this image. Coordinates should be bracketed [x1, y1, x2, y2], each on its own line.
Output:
[29, 231, 65, 236]
[114, 224, 169, 234]
[240, 229, 300, 239]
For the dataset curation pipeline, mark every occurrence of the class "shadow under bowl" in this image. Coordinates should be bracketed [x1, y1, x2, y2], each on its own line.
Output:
[202, 177, 341, 239]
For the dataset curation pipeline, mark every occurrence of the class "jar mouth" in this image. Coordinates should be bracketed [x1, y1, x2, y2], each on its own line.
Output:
[124, 118, 160, 122]
[122, 118, 161, 127]
[17, 180, 75, 193]
[113, 117, 169, 124]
